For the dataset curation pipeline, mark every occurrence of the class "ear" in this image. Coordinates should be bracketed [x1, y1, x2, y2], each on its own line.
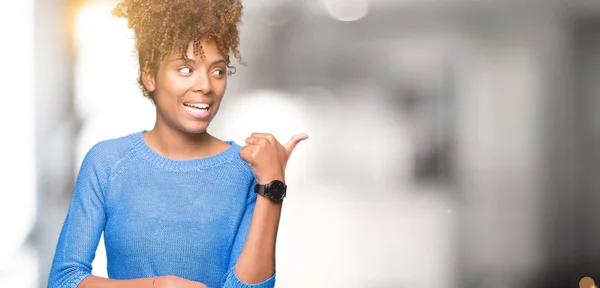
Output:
[141, 68, 156, 93]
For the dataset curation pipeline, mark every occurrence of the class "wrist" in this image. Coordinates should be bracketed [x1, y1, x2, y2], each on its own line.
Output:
[153, 276, 174, 288]
[257, 174, 285, 184]
[256, 195, 284, 209]
[254, 178, 287, 202]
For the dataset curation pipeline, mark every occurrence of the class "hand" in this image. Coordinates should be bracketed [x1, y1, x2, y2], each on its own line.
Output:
[240, 133, 308, 184]
[154, 276, 208, 288]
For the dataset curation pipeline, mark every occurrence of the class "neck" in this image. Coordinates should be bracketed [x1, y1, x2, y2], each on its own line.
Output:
[145, 120, 216, 160]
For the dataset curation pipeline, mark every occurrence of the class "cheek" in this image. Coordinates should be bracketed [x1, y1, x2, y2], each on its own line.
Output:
[214, 79, 227, 100]
[159, 72, 192, 96]
[154, 76, 190, 113]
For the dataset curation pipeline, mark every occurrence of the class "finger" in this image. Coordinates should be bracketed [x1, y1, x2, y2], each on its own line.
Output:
[250, 133, 276, 142]
[245, 137, 267, 146]
[239, 146, 250, 163]
[284, 133, 309, 154]
[239, 145, 257, 164]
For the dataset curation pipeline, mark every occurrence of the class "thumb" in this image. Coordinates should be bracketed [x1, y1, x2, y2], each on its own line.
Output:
[284, 134, 309, 154]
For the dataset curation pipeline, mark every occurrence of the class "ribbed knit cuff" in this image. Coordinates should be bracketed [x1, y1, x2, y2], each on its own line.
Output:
[223, 267, 276, 288]
[53, 272, 90, 288]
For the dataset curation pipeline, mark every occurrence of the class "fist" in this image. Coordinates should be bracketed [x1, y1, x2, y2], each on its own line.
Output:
[239, 133, 308, 184]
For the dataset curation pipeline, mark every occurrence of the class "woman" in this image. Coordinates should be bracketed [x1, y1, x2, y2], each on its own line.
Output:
[47, 0, 307, 287]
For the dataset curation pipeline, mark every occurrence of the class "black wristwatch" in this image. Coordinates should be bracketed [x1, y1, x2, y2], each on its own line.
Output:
[254, 180, 287, 201]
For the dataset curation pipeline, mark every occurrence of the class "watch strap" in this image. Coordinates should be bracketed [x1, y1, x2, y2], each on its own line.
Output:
[254, 183, 267, 196]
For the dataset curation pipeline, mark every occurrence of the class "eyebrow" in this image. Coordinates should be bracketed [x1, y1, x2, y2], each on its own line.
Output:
[170, 57, 227, 66]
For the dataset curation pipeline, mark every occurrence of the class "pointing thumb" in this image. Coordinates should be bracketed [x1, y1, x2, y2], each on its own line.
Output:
[284, 134, 309, 154]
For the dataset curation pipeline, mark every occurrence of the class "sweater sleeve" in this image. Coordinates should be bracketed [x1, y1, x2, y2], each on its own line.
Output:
[47, 145, 109, 288]
[222, 179, 276, 288]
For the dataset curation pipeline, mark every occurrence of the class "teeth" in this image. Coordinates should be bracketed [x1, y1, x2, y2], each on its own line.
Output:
[185, 103, 210, 109]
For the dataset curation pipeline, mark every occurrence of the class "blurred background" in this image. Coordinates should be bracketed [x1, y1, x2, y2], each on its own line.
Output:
[1, 0, 600, 287]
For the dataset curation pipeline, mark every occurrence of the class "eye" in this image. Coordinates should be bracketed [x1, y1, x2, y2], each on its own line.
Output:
[178, 67, 193, 74]
[212, 69, 225, 77]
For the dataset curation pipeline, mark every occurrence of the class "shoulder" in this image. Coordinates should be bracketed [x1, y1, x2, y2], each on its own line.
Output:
[74, 132, 140, 195]
[220, 140, 255, 183]
[226, 141, 259, 201]
[80, 132, 139, 173]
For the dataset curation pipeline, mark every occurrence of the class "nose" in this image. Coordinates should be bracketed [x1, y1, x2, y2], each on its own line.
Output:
[192, 70, 212, 95]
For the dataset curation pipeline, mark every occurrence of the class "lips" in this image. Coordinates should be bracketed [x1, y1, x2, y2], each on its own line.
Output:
[182, 101, 212, 119]
[183, 102, 210, 110]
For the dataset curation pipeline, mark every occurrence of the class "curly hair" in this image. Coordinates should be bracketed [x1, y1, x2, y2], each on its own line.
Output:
[112, 0, 244, 99]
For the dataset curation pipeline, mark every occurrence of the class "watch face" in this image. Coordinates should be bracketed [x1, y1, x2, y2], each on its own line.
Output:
[268, 180, 287, 201]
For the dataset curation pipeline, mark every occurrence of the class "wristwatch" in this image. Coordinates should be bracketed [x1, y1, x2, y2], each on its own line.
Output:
[254, 180, 287, 201]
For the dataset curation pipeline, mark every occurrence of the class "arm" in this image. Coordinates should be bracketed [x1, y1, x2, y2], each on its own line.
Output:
[79, 276, 207, 288]
[48, 146, 209, 288]
[47, 146, 109, 288]
[221, 179, 281, 288]
[78, 277, 154, 288]
[234, 182, 283, 283]
[223, 133, 307, 287]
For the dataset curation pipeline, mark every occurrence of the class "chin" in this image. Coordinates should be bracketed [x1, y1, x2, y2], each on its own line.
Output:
[179, 121, 211, 135]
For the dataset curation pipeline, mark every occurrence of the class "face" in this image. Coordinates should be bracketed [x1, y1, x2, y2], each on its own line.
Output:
[143, 40, 228, 134]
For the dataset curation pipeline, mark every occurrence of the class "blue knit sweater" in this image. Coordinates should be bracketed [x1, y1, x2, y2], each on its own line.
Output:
[48, 131, 275, 288]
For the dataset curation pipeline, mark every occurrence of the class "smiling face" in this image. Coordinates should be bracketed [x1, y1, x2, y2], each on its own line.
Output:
[142, 40, 228, 135]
